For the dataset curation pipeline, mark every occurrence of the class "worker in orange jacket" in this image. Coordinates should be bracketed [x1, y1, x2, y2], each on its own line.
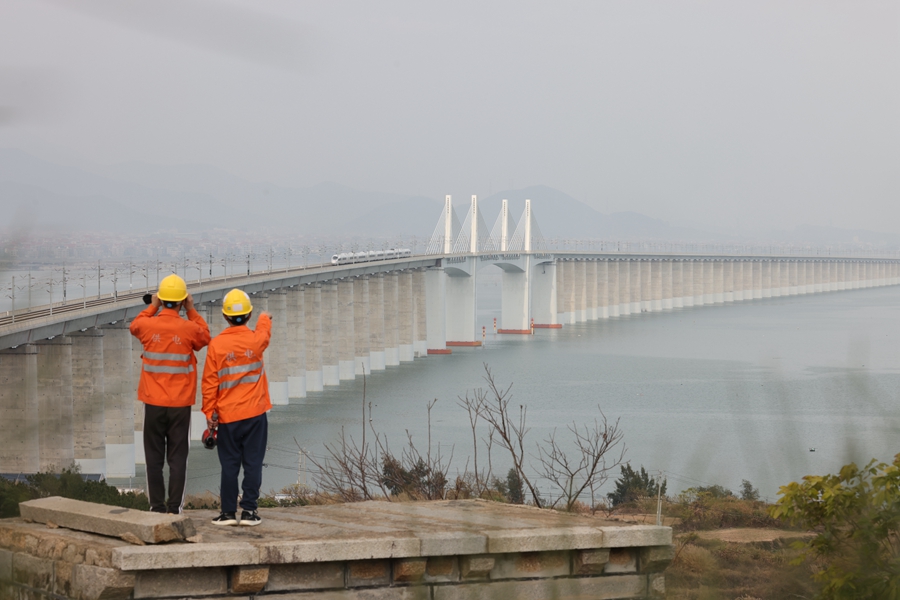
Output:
[202, 288, 272, 526]
[130, 274, 210, 514]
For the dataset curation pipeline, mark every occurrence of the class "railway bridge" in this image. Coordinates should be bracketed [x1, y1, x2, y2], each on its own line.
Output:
[1, 196, 898, 478]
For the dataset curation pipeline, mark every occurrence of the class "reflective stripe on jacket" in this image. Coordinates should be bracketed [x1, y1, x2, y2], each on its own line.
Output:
[202, 313, 272, 424]
[130, 306, 211, 407]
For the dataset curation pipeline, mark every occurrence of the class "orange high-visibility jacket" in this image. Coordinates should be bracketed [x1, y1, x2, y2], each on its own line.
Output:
[130, 306, 211, 407]
[201, 314, 272, 424]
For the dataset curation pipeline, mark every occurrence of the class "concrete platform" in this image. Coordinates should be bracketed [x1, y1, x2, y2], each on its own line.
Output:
[0, 499, 673, 599]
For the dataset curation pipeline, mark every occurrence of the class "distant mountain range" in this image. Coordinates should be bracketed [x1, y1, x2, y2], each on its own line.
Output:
[1, 148, 898, 248]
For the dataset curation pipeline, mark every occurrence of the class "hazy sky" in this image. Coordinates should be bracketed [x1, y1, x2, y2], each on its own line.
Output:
[1, 1, 897, 233]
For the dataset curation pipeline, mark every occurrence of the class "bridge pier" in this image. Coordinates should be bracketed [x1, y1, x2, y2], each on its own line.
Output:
[531, 259, 558, 327]
[34, 337, 75, 472]
[305, 284, 324, 392]
[672, 260, 684, 308]
[369, 274, 386, 370]
[629, 260, 641, 314]
[267, 289, 289, 405]
[651, 260, 662, 311]
[713, 260, 724, 304]
[287, 286, 307, 397]
[425, 267, 449, 352]
[414, 269, 428, 356]
[0, 345, 39, 474]
[585, 260, 597, 320]
[573, 261, 586, 322]
[445, 259, 479, 345]
[384, 273, 400, 365]
[618, 261, 630, 316]
[732, 261, 744, 301]
[398, 271, 415, 361]
[597, 261, 609, 318]
[607, 260, 619, 317]
[661, 260, 673, 310]
[338, 280, 356, 380]
[681, 261, 693, 307]
[321, 281, 339, 386]
[101, 324, 135, 478]
[354, 277, 371, 375]
[639, 260, 651, 313]
[68, 328, 106, 476]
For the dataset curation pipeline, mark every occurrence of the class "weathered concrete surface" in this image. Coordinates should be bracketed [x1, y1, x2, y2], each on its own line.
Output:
[19, 496, 195, 544]
[2, 499, 673, 600]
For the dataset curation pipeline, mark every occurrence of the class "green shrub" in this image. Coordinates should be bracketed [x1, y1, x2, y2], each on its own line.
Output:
[608, 464, 667, 506]
[0, 465, 149, 518]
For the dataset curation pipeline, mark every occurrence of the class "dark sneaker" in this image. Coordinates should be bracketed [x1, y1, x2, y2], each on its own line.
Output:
[211, 512, 237, 526]
[239, 510, 261, 526]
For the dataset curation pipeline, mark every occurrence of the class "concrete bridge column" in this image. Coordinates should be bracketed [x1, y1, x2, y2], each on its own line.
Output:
[769, 261, 780, 297]
[586, 261, 598, 320]
[852, 262, 860, 289]
[619, 261, 631, 316]
[354, 277, 371, 375]
[398, 271, 415, 360]
[879, 263, 887, 287]
[760, 261, 772, 299]
[607, 260, 620, 317]
[824, 262, 834, 292]
[267, 290, 289, 405]
[305, 284, 324, 392]
[723, 261, 734, 303]
[866, 263, 874, 288]
[662, 260, 673, 310]
[640, 261, 652, 312]
[732, 261, 744, 302]
[598, 261, 609, 319]
[813, 262, 823, 293]
[700, 261, 712, 305]
[287, 286, 307, 397]
[651, 260, 663, 311]
[338, 280, 356, 380]
[321, 281, 340, 387]
[574, 261, 587, 322]
[672, 260, 684, 308]
[788, 261, 799, 295]
[563, 261, 576, 324]
[445, 265, 477, 345]
[682, 260, 694, 307]
[248, 293, 268, 329]
[836, 262, 845, 291]
[713, 261, 724, 304]
[369, 274, 386, 370]
[749, 261, 760, 299]
[130, 332, 145, 456]
[384, 274, 400, 365]
[684, 259, 703, 306]
[34, 338, 75, 471]
[413, 269, 428, 356]
[101, 324, 135, 477]
[426, 267, 449, 352]
[631, 260, 643, 313]
[892, 262, 899, 285]
[797, 262, 808, 294]
[555, 261, 565, 324]
[531, 260, 559, 327]
[68, 329, 106, 476]
[0, 345, 39, 474]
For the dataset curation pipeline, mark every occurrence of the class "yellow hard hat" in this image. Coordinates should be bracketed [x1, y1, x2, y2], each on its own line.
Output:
[222, 289, 252, 317]
[158, 274, 188, 302]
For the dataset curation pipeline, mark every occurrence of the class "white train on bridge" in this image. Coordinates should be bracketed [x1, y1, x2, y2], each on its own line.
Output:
[331, 248, 412, 265]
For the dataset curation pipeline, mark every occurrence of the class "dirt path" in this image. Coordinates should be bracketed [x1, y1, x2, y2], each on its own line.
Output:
[692, 528, 814, 543]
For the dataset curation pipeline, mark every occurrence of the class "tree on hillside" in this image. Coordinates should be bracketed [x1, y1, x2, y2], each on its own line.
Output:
[740, 479, 760, 501]
[770, 453, 900, 599]
[607, 464, 666, 506]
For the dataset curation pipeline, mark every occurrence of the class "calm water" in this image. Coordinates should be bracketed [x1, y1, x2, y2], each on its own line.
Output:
[179, 277, 900, 502]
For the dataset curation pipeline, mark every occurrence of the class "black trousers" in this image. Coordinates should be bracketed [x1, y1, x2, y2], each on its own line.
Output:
[217, 413, 268, 513]
[143, 404, 192, 514]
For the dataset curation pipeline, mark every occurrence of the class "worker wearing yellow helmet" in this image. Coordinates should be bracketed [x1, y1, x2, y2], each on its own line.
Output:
[129, 274, 210, 514]
[202, 288, 272, 526]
